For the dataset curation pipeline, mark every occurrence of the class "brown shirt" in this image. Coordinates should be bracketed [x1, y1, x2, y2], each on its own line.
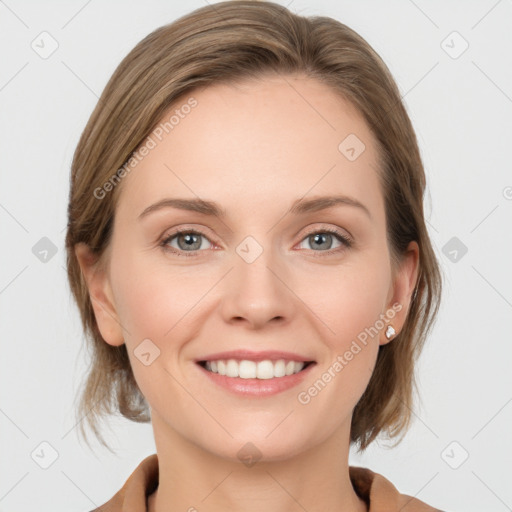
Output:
[91, 453, 443, 512]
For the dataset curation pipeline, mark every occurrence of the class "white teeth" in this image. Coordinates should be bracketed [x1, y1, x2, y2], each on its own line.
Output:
[226, 359, 239, 377]
[285, 361, 296, 376]
[274, 360, 286, 377]
[239, 360, 256, 378]
[203, 359, 307, 379]
[256, 360, 274, 379]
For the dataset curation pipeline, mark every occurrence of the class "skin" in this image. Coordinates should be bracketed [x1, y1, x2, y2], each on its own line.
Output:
[76, 74, 419, 512]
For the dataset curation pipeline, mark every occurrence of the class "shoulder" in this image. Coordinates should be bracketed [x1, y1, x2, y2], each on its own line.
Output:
[89, 454, 159, 511]
[349, 465, 444, 511]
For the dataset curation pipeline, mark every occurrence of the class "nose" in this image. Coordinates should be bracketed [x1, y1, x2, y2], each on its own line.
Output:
[220, 245, 295, 330]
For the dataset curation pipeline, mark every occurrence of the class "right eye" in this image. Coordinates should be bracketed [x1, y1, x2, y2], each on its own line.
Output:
[160, 228, 215, 257]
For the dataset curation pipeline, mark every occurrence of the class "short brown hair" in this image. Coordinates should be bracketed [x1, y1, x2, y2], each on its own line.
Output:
[66, 0, 443, 453]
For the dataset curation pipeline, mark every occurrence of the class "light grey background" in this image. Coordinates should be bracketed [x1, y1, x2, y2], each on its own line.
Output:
[1, 1, 511, 511]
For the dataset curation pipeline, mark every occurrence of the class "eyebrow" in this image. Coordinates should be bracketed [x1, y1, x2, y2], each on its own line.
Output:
[138, 194, 372, 220]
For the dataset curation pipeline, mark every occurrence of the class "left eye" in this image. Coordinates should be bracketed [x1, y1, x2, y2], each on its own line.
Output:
[296, 229, 351, 252]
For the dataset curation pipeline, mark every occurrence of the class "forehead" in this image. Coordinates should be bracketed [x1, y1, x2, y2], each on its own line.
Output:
[116, 75, 384, 222]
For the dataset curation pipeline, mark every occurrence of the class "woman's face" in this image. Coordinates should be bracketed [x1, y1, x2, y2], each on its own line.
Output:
[79, 74, 418, 461]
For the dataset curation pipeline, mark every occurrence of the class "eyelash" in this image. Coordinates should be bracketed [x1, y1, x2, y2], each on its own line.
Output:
[159, 226, 353, 258]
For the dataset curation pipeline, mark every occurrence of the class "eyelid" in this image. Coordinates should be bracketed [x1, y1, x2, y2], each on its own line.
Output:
[160, 224, 216, 241]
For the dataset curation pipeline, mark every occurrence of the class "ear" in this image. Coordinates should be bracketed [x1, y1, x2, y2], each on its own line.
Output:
[74, 242, 125, 347]
[380, 241, 420, 346]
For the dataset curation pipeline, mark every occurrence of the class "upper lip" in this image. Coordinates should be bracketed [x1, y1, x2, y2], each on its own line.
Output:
[195, 350, 315, 363]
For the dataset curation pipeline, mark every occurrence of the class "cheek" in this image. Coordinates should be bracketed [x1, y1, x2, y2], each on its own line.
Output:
[302, 255, 389, 400]
[296, 272, 386, 426]
[109, 251, 208, 403]
[311, 259, 391, 347]
[111, 249, 207, 340]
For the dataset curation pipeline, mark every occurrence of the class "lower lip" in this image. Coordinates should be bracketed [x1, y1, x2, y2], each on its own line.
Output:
[196, 362, 316, 397]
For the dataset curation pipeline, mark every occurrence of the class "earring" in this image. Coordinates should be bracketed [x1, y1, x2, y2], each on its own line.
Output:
[385, 325, 396, 340]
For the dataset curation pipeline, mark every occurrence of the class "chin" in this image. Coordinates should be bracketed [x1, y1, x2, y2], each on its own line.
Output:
[201, 428, 312, 465]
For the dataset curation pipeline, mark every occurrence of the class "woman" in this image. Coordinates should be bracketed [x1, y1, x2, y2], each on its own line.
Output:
[66, 1, 444, 510]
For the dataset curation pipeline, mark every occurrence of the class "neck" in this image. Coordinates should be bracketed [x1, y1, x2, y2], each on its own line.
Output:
[147, 413, 367, 512]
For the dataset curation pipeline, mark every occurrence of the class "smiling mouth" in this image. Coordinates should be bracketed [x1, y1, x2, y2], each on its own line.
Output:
[197, 359, 315, 379]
